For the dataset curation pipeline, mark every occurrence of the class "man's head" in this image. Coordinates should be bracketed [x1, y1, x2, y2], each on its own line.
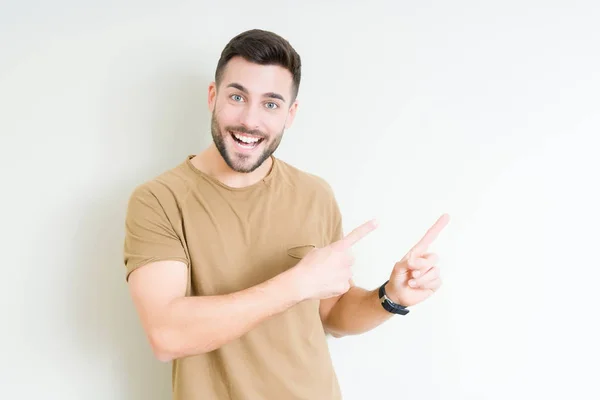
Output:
[208, 29, 301, 173]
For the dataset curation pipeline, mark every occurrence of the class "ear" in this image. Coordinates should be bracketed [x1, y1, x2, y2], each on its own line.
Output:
[284, 100, 299, 129]
[208, 82, 217, 113]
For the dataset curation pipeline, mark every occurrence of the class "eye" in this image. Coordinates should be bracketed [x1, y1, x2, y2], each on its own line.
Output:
[230, 94, 244, 102]
[265, 102, 279, 110]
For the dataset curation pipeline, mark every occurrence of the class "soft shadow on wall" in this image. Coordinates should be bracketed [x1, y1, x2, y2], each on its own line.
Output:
[69, 65, 212, 399]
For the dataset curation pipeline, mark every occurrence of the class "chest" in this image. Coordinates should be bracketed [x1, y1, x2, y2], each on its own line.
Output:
[180, 187, 329, 296]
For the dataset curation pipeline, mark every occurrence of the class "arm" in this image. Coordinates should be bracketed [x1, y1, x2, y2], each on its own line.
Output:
[124, 184, 303, 361]
[128, 260, 304, 362]
[319, 282, 394, 338]
[129, 219, 380, 361]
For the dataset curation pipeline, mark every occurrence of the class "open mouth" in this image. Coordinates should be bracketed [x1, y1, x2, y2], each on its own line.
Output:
[230, 130, 265, 150]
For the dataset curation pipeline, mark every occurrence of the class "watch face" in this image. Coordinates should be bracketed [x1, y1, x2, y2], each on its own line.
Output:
[378, 281, 409, 314]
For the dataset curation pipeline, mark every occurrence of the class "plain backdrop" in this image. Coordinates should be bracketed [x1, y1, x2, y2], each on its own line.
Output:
[1, 1, 599, 399]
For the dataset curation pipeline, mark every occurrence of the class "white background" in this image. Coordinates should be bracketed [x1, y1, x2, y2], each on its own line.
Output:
[1, 1, 599, 399]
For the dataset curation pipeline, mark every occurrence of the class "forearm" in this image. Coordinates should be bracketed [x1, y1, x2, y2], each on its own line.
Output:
[323, 285, 394, 337]
[151, 270, 303, 361]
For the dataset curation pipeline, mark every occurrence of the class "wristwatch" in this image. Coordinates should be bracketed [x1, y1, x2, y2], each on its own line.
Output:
[378, 280, 410, 315]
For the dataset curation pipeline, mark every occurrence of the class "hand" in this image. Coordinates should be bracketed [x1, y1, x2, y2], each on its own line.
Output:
[385, 214, 450, 307]
[293, 219, 378, 301]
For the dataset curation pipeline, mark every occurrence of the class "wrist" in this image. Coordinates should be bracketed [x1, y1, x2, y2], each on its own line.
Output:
[279, 267, 309, 303]
[379, 280, 410, 315]
[384, 281, 401, 304]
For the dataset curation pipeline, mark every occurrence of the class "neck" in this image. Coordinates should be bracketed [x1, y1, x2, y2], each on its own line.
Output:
[191, 144, 273, 188]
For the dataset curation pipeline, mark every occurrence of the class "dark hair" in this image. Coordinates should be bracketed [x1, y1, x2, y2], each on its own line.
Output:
[215, 29, 302, 101]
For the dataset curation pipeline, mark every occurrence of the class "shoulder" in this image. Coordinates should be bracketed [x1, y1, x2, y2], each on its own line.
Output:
[127, 159, 194, 214]
[275, 158, 336, 199]
[275, 159, 343, 241]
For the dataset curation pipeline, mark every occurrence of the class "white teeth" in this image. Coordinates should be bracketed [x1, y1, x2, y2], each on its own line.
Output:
[233, 132, 260, 143]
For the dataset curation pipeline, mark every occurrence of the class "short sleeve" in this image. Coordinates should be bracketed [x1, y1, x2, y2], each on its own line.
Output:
[318, 177, 343, 244]
[329, 196, 344, 244]
[123, 184, 188, 280]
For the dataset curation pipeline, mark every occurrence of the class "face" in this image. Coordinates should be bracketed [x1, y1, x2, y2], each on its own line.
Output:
[208, 56, 298, 173]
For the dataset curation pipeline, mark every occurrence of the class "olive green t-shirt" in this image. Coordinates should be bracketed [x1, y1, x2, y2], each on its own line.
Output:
[123, 155, 344, 400]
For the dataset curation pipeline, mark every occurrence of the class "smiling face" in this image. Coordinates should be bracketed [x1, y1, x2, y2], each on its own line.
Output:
[208, 56, 299, 173]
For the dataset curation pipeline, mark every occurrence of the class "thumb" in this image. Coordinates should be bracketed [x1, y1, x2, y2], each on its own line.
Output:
[393, 250, 417, 276]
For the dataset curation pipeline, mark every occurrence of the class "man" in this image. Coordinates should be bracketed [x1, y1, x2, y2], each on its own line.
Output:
[123, 29, 449, 399]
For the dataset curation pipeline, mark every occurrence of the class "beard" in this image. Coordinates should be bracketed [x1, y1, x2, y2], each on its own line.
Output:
[211, 112, 284, 173]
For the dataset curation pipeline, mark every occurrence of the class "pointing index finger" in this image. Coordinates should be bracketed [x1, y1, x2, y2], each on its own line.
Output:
[411, 213, 450, 253]
[338, 219, 378, 249]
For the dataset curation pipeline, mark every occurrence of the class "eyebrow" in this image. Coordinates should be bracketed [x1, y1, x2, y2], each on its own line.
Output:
[226, 82, 286, 102]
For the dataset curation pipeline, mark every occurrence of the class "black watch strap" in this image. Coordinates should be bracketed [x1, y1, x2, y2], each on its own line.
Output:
[378, 280, 410, 315]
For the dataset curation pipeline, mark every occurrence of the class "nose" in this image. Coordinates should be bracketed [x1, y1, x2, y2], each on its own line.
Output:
[239, 104, 260, 131]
